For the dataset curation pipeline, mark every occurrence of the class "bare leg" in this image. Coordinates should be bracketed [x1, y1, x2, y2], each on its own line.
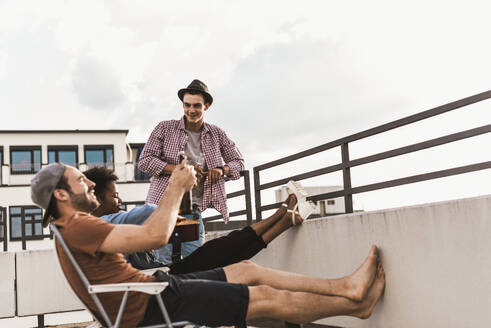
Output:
[224, 246, 379, 301]
[248, 194, 294, 237]
[261, 194, 302, 244]
[246, 265, 386, 323]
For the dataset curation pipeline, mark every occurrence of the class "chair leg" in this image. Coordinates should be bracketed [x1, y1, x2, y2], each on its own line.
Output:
[155, 293, 174, 328]
[114, 291, 130, 328]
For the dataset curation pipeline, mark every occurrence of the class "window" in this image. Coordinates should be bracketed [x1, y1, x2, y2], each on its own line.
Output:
[10, 146, 41, 174]
[9, 206, 44, 241]
[327, 200, 335, 205]
[84, 145, 114, 169]
[48, 146, 78, 167]
[133, 144, 151, 181]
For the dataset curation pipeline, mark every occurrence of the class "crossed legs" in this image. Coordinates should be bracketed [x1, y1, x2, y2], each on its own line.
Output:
[168, 194, 303, 274]
[250, 193, 303, 244]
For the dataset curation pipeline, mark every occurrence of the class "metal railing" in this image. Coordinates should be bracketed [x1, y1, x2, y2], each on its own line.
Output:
[253, 90, 491, 220]
[1, 207, 6, 251]
[203, 170, 253, 229]
[19, 206, 53, 250]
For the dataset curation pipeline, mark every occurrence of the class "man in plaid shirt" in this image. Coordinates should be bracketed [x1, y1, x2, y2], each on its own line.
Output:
[138, 79, 244, 263]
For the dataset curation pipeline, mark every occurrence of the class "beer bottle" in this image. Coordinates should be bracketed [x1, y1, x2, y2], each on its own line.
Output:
[178, 151, 193, 215]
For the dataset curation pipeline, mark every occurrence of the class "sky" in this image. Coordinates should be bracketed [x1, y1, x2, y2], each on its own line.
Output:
[0, 0, 490, 213]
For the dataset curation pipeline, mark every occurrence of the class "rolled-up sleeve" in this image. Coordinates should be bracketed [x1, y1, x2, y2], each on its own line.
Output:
[220, 130, 244, 180]
[138, 122, 168, 177]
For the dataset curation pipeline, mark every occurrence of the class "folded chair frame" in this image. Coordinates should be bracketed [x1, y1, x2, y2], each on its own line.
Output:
[50, 224, 191, 328]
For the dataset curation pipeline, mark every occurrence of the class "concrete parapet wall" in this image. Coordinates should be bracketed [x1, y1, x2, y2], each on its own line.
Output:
[249, 195, 491, 327]
[0, 252, 15, 318]
[16, 249, 83, 316]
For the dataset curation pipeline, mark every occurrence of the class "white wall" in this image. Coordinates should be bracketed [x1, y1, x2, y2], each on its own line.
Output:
[117, 182, 151, 203]
[16, 249, 84, 316]
[248, 194, 491, 327]
[0, 252, 15, 318]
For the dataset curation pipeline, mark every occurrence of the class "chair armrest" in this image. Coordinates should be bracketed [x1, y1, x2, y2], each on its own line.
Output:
[88, 282, 169, 295]
[141, 266, 169, 276]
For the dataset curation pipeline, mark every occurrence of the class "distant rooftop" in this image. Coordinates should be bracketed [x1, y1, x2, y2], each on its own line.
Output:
[0, 129, 129, 135]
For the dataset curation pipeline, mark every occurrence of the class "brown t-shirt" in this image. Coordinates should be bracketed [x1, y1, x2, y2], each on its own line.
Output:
[54, 212, 156, 327]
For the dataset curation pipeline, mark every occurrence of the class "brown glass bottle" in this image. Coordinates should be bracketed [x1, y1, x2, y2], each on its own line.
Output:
[178, 151, 193, 215]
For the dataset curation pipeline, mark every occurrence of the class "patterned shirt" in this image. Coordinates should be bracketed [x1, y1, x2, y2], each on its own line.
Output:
[138, 116, 244, 223]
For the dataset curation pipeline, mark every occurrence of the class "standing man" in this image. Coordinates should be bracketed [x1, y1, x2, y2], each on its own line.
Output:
[138, 79, 244, 263]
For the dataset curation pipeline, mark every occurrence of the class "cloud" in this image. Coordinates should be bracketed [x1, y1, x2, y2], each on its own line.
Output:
[71, 56, 126, 109]
[0, 51, 7, 78]
[208, 37, 406, 162]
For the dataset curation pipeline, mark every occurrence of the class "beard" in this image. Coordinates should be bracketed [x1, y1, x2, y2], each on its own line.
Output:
[70, 191, 99, 213]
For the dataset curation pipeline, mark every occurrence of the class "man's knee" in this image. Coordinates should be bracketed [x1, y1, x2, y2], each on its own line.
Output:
[253, 284, 279, 298]
[238, 260, 261, 279]
[239, 259, 255, 267]
[225, 260, 261, 283]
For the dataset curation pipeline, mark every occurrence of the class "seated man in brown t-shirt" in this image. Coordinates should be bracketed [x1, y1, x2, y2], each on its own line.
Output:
[31, 162, 385, 327]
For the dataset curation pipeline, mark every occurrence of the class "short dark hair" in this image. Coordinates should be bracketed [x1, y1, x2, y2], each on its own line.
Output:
[83, 166, 119, 200]
[44, 175, 71, 226]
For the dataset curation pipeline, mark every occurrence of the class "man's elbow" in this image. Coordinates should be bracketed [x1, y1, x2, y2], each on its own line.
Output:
[148, 232, 170, 249]
[154, 237, 169, 249]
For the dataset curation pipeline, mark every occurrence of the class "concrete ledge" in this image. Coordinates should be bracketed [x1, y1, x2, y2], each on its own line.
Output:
[16, 249, 84, 316]
[0, 252, 15, 318]
[248, 195, 491, 327]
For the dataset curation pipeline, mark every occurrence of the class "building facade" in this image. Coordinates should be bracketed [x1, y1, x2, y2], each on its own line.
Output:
[0, 130, 150, 251]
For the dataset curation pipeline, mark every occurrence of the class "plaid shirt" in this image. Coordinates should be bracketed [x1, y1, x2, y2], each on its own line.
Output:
[138, 116, 244, 223]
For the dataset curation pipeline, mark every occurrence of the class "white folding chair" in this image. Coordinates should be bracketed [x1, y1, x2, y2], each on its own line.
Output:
[50, 224, 191, 328]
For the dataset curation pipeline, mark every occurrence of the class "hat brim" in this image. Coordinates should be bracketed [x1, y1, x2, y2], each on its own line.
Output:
[178, 88, 213, 105]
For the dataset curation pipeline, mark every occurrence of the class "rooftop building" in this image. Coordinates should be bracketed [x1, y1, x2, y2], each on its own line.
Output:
[0, 130, 150, 252]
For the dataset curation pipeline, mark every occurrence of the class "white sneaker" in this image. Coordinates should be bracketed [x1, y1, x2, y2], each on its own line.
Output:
[285, 181, 317, 221]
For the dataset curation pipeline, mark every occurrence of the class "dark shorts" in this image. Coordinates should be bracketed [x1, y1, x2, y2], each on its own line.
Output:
[139, 268, 250, 327]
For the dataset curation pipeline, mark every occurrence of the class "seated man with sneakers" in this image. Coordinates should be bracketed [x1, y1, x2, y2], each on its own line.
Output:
[31, 162, 385, 327]
[83, 165, 316, 273]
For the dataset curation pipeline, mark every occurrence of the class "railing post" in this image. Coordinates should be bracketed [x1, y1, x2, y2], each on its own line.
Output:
[242, 171, 253, 226]
[1, 207, 6, 251]
[341, 143, 354, 213]
[253, 168, 262, 221]
[21, 208, 27, 250]
[37, 314, 44, 328]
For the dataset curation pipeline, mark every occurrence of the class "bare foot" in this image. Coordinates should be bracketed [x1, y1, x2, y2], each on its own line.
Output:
[353, 263, 386, 319]
[344, 245, 379, 301]
[281, 193, 303, 226]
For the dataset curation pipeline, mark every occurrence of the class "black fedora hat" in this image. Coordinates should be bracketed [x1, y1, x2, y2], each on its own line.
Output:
[178, 79, 213, 105]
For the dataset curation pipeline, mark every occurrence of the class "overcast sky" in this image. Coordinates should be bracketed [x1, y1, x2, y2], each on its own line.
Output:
[1, 0, 490, 212]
